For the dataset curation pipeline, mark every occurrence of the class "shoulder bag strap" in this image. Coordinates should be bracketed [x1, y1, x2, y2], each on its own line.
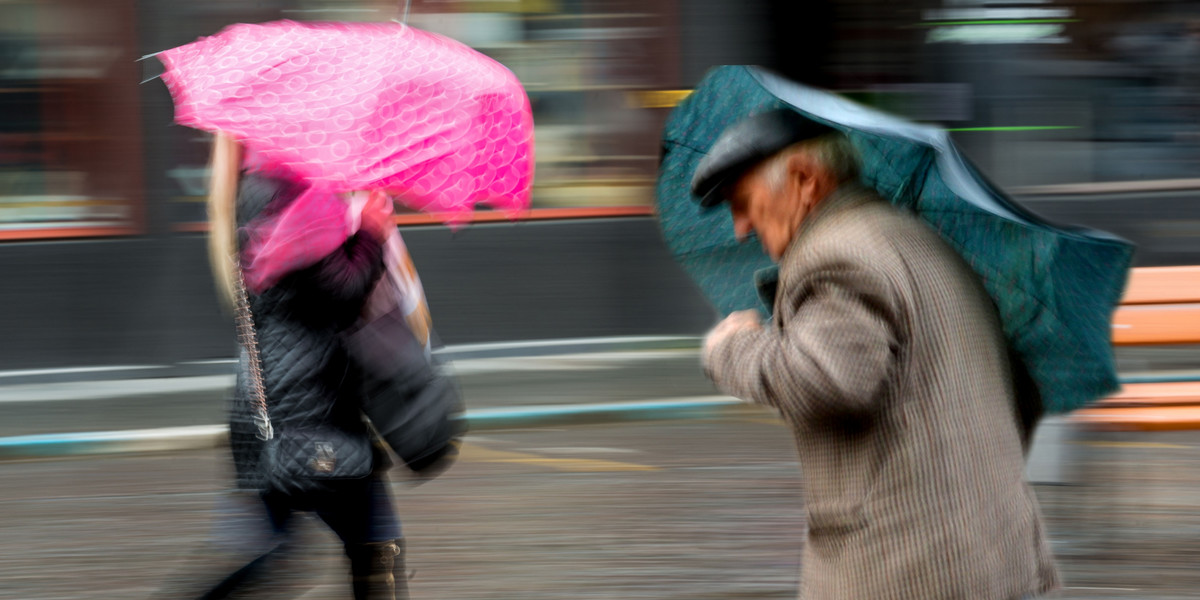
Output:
[232, 258, 274, 441]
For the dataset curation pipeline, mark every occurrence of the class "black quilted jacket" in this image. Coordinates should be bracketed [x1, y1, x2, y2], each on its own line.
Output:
[228, 173, 386, 491]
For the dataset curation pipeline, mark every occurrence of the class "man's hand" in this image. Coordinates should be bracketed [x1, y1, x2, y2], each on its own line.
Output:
[703, 309, 763, 361]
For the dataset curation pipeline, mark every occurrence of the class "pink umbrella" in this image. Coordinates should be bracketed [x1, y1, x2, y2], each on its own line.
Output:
[158, 19, 534, 222]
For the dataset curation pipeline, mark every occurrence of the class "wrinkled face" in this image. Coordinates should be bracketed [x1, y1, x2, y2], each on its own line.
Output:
[726, 163, 809, 261]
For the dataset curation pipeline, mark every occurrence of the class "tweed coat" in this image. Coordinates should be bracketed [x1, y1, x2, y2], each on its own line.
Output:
[704, 184, 1060, 600]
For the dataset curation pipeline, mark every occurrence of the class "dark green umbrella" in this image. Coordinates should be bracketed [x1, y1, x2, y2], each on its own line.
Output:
[656, 65, 1135, 414]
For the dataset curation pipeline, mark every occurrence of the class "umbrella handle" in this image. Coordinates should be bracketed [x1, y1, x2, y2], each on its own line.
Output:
[398, 0, 411, 24]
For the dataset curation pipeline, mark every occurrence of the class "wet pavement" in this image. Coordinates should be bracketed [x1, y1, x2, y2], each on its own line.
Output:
[3, 418, 1200, 599]
[4, 344, 1200, 598]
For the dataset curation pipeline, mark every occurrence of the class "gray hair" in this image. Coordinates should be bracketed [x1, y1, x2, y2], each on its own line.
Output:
[761, 132, 860, 192]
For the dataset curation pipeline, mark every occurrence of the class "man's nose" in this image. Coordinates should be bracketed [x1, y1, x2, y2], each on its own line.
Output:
[733, 214, 754, 242]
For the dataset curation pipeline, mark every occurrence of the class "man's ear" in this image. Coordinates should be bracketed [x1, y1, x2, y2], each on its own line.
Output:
[785, 152, 818, 195]
[786, 151, 836, 201]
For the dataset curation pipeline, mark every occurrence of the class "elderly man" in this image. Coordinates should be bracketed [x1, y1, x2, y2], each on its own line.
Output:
[695, 109, 1059, 600]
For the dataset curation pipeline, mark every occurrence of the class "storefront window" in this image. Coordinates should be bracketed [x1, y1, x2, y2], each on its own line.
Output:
[0, 0, 143, 239]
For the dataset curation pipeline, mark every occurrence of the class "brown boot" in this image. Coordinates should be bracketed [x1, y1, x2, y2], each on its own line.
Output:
[349, 539, 409, 600]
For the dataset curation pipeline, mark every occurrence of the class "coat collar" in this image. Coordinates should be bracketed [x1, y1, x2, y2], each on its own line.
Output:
[753, 183, 878, 316]
[779, 181, 876, 266]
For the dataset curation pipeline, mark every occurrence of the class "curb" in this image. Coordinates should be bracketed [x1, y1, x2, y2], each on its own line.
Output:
[0, 425, 229, 460]
[0, 397, 753, 461]
[435, 336, 701, 361]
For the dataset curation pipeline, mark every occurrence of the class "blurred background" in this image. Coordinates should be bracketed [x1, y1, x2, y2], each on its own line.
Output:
[1, 0, 1199, 369]
[3, 1, 1200, 598]
[0, 0, 1198, 368]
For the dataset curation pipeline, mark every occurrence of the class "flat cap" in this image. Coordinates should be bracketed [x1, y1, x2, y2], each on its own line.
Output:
[691, 109, 835, 207]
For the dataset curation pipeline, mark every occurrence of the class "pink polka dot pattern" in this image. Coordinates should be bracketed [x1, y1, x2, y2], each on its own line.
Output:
[159, 20, 534, 222]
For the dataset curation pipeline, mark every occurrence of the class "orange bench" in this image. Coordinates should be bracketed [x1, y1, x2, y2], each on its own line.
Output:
[1070, 267, 1200, 431]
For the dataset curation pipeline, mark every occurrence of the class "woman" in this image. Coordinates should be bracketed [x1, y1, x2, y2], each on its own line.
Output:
[185, 132, 409, 600]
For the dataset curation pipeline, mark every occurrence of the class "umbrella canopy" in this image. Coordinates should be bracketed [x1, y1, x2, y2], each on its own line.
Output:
[656, 65, 1135, 414]
[158, 19, 534, 223]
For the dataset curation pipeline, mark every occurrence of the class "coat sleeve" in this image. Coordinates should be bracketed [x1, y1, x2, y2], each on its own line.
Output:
[703, 265, 903, 423]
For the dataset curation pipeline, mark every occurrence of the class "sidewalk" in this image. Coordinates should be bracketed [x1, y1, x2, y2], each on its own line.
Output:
[1, 337, 762, 464]
[0, 335, 1091, 488]
[4, 339, 1200, 598]
[4, 421, 1199, 599]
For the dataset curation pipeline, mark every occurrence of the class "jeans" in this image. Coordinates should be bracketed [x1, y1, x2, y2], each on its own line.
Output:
[175, 475, 401, 599]
[261, 475, 402, 545]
